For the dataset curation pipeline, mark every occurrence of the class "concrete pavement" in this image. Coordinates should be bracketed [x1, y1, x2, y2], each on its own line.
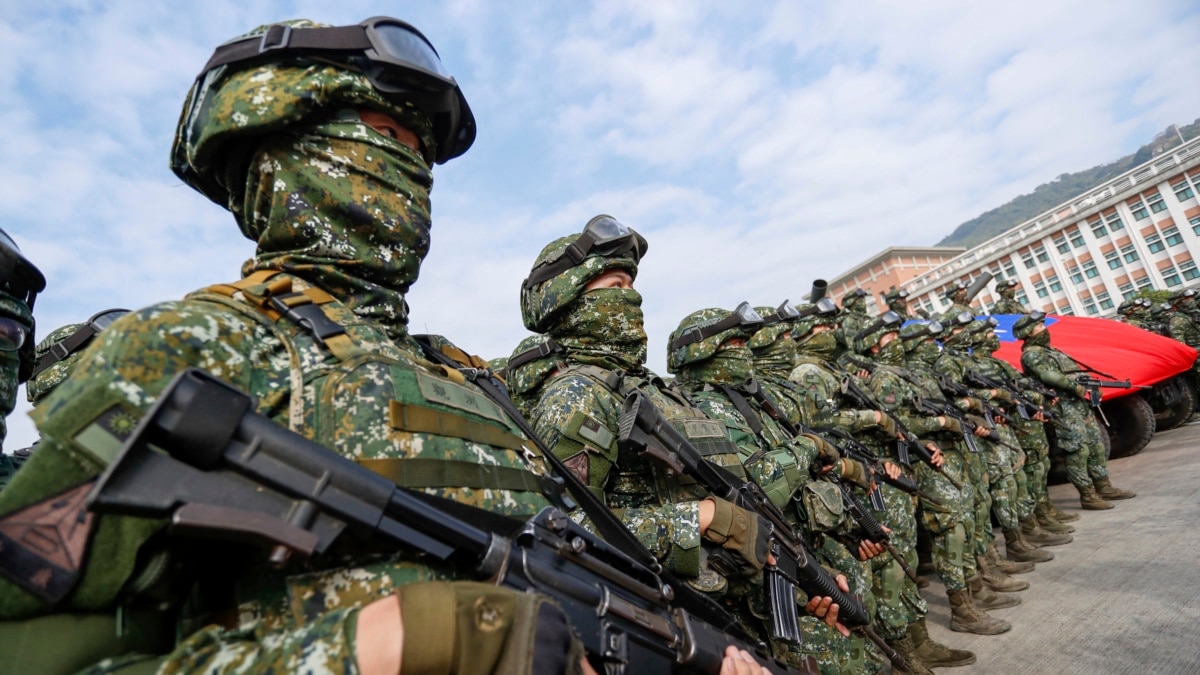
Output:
[921, 420, 1200, 674]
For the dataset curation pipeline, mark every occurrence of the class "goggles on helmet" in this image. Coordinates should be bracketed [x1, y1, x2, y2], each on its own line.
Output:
[797, 297, 838, 319]
[197, 16, 475, 164]
[1026, 310, 1046, 323]
[0, 228, 46, 311]
[523, 215, 648, 289]
[762, 300, 800, 326]
[854, 310, 904, 342]
[670, 302, 764, 350]
[0, 317, 26, 352]
[30, 308, 130, 379]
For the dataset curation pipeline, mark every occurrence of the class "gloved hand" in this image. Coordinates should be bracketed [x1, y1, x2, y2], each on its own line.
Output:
[990, 388, 1014, 404]
[703, 497, 771, 573]
[874, 412, 897, 436]
[939, 416, 963, 434]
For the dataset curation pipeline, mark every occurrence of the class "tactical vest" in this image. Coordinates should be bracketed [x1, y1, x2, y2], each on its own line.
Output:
[192, 271, 554, 627]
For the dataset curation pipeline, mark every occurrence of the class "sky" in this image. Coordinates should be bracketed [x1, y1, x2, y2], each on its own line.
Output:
[3, 0, 1199, 449]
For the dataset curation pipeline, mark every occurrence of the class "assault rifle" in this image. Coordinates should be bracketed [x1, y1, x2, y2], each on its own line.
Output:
[961, 370, 1054, 426]
[618, 391, 908, 671]
[936, 373, 1018, 427]
[87, 369, 818, 675]
[806, 427, 938, 507]
[835, 364, 961, 490]
[1074, 376, 1152, 425]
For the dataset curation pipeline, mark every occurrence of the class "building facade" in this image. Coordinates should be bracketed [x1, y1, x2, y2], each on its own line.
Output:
[814, 246, 967, 314]
[891, 137, 1200, 318]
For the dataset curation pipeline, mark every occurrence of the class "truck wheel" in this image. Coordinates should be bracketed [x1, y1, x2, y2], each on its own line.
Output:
[1153, 377, 1195, 431]
[1101, 395, 1155, 458]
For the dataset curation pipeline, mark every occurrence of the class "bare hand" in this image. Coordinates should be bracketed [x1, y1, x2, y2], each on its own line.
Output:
[973, 424, 991, 438]
[883, 461, 903, 480]
[929, 444, 944, 467]
[857, 539, 886, 561]
[720, 646, 771, 675]
[1033, 410, 1048, 422]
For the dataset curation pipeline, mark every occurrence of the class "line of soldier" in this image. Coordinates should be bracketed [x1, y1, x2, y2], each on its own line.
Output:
[0, 15, 1140, 675]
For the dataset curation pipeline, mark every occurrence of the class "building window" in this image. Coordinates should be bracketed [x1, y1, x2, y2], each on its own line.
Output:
[1048, 275, 1063, 293]
[1034, 281, 1048, 298]
[1058, 302, 1074, 316]
[1191, 215, 1200, 236]
[1146, 233, 1165, 253]
[1174, 180, 1196, 202]
[1105, 212, 1125, 231]
[1164, 225, 1183, 247]
[1105, 251, 1122, 269]
[1089, 218, 1107, 238]
[1083, 260, 1100, 278]
[1068, 266, 1083, 284]
[1130, 200, 1149, 220]
[1121, 244, 1139, 263]
[1182, 260, 1200, 281]
[1119, 282, 1135, 300]
[1034, 246, 1050, 263]
[1003, 262, 1017, 278]
[1136, 276, 1153, 290]
[1053, 235, 1069, 254]
[1147, 192, 1167, 214]
[1016, 292, 1029, 305]
[1070, 230, 1086, 248]
[1022, 253, 1035, 269]
[1163, 266, 1182, 287]
[1097, 291, 1115, 310]
[1083, 297, 1099, 315]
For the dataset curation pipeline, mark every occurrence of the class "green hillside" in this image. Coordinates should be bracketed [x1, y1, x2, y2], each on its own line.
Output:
[938, 118, 1200, 247]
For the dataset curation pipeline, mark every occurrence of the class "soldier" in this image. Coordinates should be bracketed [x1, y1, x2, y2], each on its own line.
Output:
[834, 289, 872, 358]
[1015, 311, 1137, 509]
[522, 217, 835, 671]
[991, 280, 1026, 314]
[503, 335, 567, 419]
[1125, 298, 1153, 329]
[0, 17, 602, 675]
[939, 281, 973, 322]
[668, 304, 870, 673]
[0, 228, 44, 485]
[881, 288, 911, 318]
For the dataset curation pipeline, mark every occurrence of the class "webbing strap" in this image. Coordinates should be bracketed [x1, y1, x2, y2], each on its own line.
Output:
[719, 385, 764, 436]
[389, 401, 525, 451]
[359, 457, 554, 493]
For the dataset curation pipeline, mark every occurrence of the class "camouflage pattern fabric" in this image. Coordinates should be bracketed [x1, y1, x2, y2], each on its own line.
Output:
[505, 335, 567, 419]
[992, 298, 1027, 314]
[0, 290, 34, 450]
[1167, 312, 1200, 350]
[1022, 340, 1110, 489]
[542, 289, 648, 372]
[25, 322, 84, 405]
[0, 34, 568, 673]
[520, 233, 640, 334]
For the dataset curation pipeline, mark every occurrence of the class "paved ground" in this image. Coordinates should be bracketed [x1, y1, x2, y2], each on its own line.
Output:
[921, 419, 1200, 674]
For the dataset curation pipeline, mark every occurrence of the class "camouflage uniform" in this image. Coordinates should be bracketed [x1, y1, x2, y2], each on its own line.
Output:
[0, 228, 43, 488]
[0, 21, 583, 675]
[834, 291, 872, 359]
[504, 335, 567, 420]
[670, 307, 858, 673]
[1017, 313, 1133, 506]
[991, 281, 1026, 315]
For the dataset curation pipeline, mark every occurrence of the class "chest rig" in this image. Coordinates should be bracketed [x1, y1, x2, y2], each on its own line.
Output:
[563, 364, 745, 508]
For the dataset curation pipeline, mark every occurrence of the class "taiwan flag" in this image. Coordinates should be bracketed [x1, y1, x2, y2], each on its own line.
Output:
[990, 314, 1197, 399]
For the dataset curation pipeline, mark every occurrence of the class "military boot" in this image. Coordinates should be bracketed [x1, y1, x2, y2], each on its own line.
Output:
[1020, 516, 1073, 546]
[987, 541, 1034, 574]
[1094, 477, 1136, 500]
[947, 588, 1011, 635]
[885, 635, 935, 675]
[1044, 498, 1080, 522]
[968, 574, 1021, 610]
[1078, 486, 1114, 510]
[908, 618, 976, 667]
[976, 554, 1029, 592]
[1034, 501, 1075, 533]
[1004, 528, 1054, 562]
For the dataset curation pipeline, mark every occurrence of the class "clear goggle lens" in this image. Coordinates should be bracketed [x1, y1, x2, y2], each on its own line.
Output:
[0, 317, 27, 352]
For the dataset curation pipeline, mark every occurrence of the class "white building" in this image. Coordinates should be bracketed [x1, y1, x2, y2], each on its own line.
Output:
[899, 136, 1200, 318]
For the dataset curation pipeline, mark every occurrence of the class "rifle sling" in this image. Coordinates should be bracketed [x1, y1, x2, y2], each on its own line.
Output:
[360, 457, 558, 495]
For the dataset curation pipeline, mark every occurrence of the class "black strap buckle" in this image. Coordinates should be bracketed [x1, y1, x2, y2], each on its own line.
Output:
[269, 295, 346, 348]
[259, 25, 293, 53]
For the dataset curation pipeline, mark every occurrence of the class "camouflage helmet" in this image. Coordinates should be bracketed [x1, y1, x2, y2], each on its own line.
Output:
[748, 300, 799, 349]
[667, 303, 763, 372]
[944, 279, 970, 301]
[852, 310, 903, 353]
[941, 310, 979, 345]
[26, 309, 130, 404]
[171, 17, 474, 216]
[899, 320, 943, 344]
[1012, 311, 1047, 340]
[520, 215, 647, 333]
[793, 297, 839, 338]
[997, 279, 1019, 298]
[841, 288, 867, 311]
[1116, 299, 1135, 315]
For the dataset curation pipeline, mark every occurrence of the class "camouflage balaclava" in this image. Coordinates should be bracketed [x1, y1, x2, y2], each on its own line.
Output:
[900, 322, 941, 367]
[792, 299, 839, 360]
[1013, 312, 1049, 346]
[842, 289, 867, 312]
[504, 335, 567, 414]
[521, 220, 646, 373]
[998, 280, 1017, 299]
[172, 20, 446, 339]
[668, 307, 757, 386]
[870, 331, 905, 365]
[0, 293, 33, 447]
[748, 305, 795, 378]
[979, 329, 1001, 354]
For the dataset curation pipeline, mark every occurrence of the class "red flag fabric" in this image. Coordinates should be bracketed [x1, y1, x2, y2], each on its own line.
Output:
[992, 314, 1197, 399]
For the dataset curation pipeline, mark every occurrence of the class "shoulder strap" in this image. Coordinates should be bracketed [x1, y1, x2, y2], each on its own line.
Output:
[411, 335, 662, 571]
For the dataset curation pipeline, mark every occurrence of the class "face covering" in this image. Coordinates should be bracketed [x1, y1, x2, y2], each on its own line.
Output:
[797, 330, 838, 360]
[752, 333, 797, 378]
[239, 117, 434, 338]
[549, 288, 648, 372]
[907, 340, 941, 367]
[1023, 329, 1050, 347]
[682, 342, 754, 386]
[981, 334, 1001, 354]
[874, 336, 906, 365]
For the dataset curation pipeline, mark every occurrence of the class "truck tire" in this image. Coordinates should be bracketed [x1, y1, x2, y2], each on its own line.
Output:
[1153, 377, 1195, 431]
[1101, 395, 1155, 458]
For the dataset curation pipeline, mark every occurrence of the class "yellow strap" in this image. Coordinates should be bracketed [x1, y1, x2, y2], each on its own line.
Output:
[389, 401, 525, 451]
[439, 344, 489, 370]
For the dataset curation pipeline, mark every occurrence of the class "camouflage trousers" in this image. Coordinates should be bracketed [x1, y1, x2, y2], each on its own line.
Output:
[868, 483, 927, 640]
[1054, 398, 1109, 489]
[820, 535, 879, 674]
[915, 445, 972, 592]
[1000, 424, 1036, 520]
[983, 436, 1019, 531]
[1013, 419, 1050, 507]
[962, 447, 991, 567]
